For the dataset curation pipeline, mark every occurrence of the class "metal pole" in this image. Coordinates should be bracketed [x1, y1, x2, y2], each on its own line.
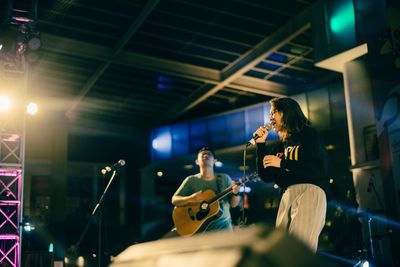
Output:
[368, 217, 375, 260]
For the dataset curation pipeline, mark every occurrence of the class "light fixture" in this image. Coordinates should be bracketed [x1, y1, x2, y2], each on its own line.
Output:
[0, 96, 11, 112]
[77, 256, 85, 267]
[26, 102, 38, 115]
[23, 222, 35, 232]
[214, 160, 223, 167]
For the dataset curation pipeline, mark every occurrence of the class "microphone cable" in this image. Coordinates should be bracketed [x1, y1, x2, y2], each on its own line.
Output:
[237, 144, 250, 227]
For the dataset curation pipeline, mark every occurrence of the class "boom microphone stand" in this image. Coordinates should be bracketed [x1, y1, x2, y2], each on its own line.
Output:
[73, 167, 120, 267]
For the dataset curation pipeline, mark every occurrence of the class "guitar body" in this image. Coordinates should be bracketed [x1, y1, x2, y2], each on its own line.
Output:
[173, 190, 222, 236]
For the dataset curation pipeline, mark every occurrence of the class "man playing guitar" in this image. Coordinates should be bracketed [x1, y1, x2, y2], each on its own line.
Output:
[171, 147, 240, 235]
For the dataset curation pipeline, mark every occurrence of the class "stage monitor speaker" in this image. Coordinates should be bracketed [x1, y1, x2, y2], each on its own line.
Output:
[110, 224, 325, 267]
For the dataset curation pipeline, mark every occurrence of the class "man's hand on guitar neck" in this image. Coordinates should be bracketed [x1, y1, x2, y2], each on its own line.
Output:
[171, 191, 204, 207]
[230, 184, 240, 207]
[232, 184, 240, 195]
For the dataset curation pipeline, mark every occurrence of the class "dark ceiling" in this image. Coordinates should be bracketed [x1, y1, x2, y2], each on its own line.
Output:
[1, 0, 339, 130]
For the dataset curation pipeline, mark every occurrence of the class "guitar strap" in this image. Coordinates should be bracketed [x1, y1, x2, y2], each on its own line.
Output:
[216, 174, 223, 194]
[216, 174, 225, 210]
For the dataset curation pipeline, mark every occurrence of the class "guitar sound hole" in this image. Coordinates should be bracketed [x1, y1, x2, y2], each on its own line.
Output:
[196, 209, 209, 220]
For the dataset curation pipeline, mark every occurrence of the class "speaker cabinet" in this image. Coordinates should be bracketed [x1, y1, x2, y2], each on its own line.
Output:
[110, 224, 324, 267]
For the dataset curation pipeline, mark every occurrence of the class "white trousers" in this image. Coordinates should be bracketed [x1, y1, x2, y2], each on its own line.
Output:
[275, 183, 327, 253]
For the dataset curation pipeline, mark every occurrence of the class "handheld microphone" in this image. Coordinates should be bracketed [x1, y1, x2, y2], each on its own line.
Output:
[101, 159, 126, 174]
[247, 123, 271, 146]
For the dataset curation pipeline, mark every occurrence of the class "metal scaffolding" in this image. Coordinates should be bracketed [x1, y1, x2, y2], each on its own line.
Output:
[0, 52, 27, 267]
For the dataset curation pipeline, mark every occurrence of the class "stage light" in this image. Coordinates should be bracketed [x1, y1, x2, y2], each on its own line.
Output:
[77, 256, 85, 267]
[330, 1, 355, 34]
[183, 164, 194, 170]
[239, 186, 251, 193]
[0, 96, 11, 112]
[26, 102, 38, 115]
[23, 222, 35, 232]
[152, 133, 171, 151]
[325, 144, 335, 150]
[214, 160, 223, 167]
[156, 171, 163, 177]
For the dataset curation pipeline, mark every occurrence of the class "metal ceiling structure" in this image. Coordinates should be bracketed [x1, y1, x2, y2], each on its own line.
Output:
[1, 0, 339, 129]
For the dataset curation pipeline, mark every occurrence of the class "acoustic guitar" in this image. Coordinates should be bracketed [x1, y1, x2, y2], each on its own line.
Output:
[172, 175, 252, 236]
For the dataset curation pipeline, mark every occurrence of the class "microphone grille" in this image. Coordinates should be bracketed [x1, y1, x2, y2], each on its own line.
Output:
[119, 159, 126, 166]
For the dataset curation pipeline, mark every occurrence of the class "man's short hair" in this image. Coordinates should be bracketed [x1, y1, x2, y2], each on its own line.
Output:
[198, 146, 215, 157]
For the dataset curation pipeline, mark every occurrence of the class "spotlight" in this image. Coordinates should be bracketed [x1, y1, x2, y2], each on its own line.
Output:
[77, 256, 85, 267]
[23, 222, 35, 232]
[26, 102, 38, 115]
[214, 160, 223, 167]
[0, 96, 11, 112]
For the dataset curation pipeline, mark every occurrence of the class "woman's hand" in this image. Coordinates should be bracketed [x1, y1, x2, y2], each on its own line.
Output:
[263, 155, 281, 168]
[253, 126, 269, 143]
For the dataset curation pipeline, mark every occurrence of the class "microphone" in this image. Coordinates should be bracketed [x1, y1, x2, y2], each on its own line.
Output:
[101, 159, 126, 174]
[247, 123, 271, 146]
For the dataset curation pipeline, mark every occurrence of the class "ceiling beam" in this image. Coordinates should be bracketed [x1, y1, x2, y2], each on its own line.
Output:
[65, 0, 160, 118]
[160, 3, 315, 122]
[41, 33, 221, 83]
[41, 33, 286, 94]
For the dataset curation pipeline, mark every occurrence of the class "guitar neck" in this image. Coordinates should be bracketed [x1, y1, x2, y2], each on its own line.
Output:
[208, 179, 246, 204]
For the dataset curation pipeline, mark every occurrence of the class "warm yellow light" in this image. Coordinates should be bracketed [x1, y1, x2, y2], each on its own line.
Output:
[77, 256, 85, 267]
[0, 96, 11, 112]
[26, 102, 38, 115]
[325, 144, 335, 150]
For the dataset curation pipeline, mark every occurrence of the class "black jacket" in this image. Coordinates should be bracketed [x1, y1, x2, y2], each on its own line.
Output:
[256, 125, 330, 197]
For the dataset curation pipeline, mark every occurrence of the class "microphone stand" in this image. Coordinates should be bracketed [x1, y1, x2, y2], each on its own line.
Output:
[73, 170, 118, 267]
[357, 174, 388, 267]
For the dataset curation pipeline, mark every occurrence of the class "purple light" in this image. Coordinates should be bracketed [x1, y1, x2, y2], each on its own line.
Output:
[12, 16, 32, 23]
[3, 134, 20, 142]
[0, 234, 19, 240]
[0, 170, 21, 176]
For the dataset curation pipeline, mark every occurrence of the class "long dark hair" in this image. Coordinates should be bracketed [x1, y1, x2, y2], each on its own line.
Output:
[270, 97, 310, 140]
